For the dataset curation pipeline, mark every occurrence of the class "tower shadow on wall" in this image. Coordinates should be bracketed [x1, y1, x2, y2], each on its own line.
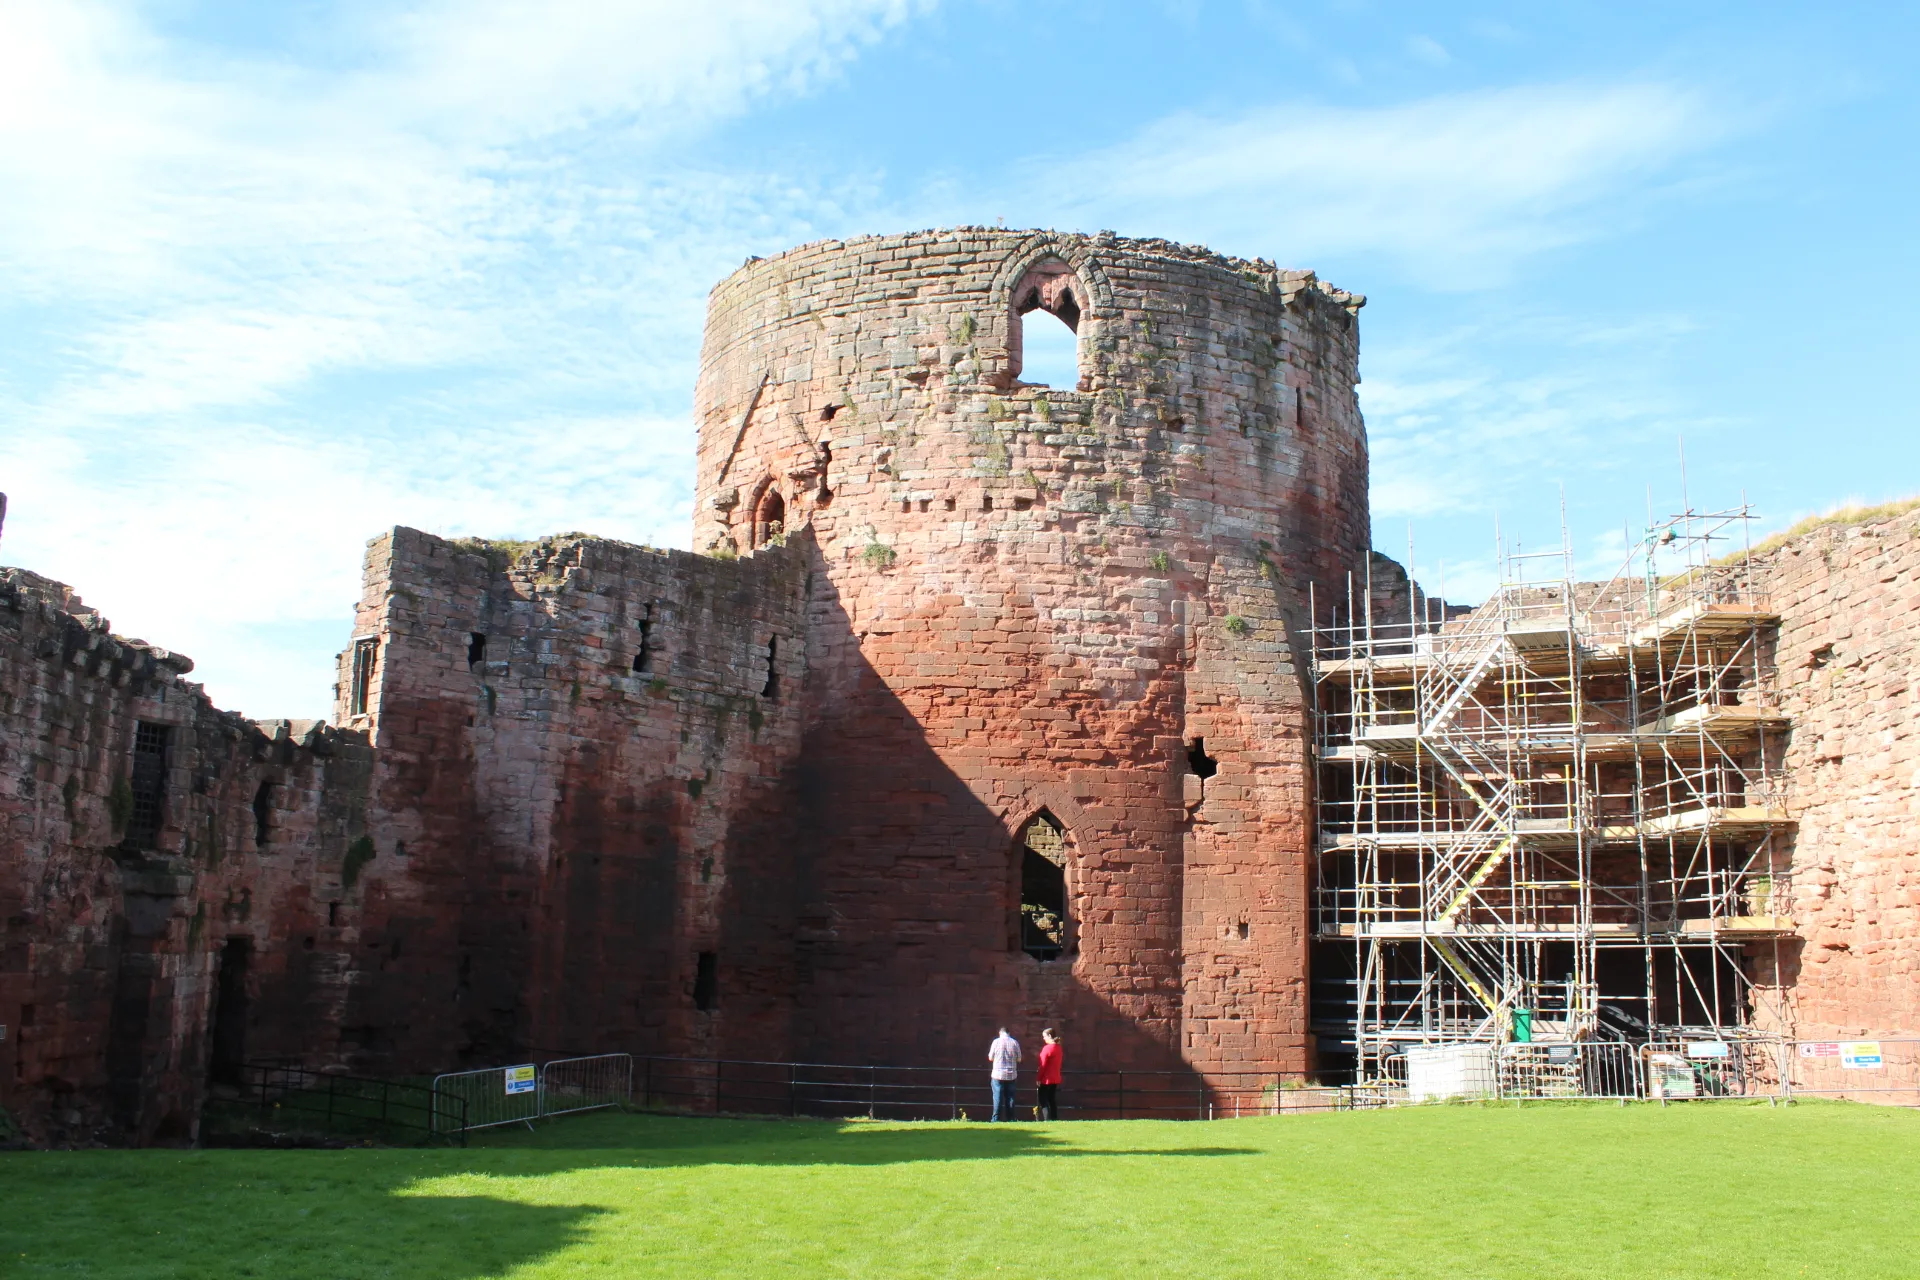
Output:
[707, 530, 1202, 1087]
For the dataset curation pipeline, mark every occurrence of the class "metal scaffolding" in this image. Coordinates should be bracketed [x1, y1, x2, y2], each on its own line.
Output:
[1309, 506, 1794, 1084]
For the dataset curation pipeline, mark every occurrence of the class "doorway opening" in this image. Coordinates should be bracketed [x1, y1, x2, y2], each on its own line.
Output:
[208, 936, 251, 1086]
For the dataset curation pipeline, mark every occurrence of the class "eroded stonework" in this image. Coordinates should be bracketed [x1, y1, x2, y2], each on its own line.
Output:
[5, 227, 1911, 1145]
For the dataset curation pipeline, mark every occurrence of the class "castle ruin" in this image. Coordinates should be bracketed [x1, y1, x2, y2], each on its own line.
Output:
[1, 229, 1914, 1143]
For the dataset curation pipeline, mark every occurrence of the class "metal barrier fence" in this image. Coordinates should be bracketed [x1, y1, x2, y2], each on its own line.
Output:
[1378, 1037, 1919, 1107]
[631, 1056, 1351, 1120]
[214, 1063, 467, 1145]
[1787, 1038, 1920, 1106]
[543, 1054, 635, 1118]
[422, 1037, 1920, 1137]
[433, 1054, 633, 1133]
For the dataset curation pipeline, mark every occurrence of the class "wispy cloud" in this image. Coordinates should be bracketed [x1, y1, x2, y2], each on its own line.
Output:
[0, 0, 918, 715]
[1029, 81, 1733, 284]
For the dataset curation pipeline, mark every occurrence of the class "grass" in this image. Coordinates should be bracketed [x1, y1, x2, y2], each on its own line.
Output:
[1718, 494, 1920, 562]
[3, 1103, 1916, 1278]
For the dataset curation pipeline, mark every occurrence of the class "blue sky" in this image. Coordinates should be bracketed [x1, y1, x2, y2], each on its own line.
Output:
[2, 1, 1915, 715]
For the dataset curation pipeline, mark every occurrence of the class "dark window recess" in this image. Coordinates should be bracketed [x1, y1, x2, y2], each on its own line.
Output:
[1238, 920, 1250, 940]
[1187, 738, 1218, 779]
[944, 497, 956, 511]
[349, 637, 378, 715]
[467, 632, 487, 668]
[982, 495, 994, 512]
[753, 489, 786, 548]
[251, 778, 273, 848]
[207, 936, 251, 1086]
[1016, 813, 1070, 962]
[328, 901, 341, 926]
[125, 722, 170, 849]
[821, 404, 840, 421]
[761, 636, 779, 699]
[693, 952, 718, 1012]
[633, 610, 653, 673]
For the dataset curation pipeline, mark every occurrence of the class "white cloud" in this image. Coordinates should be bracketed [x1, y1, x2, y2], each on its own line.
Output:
[0, 0, 919, 716]
[1032, 81, 1731, 284]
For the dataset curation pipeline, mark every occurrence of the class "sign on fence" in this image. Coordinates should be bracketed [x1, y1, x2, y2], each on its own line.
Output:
[1685, 1041, 1730, 1059]
[432, 1054, 633, 1134]
[1841, 1042, 1884, 1070]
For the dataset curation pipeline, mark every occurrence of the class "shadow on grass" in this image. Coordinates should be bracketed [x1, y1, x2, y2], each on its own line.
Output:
[0, 1113, 1257, 1277]
[461, 1110, 1261, 1169]
[0, 1149, 607, 1280]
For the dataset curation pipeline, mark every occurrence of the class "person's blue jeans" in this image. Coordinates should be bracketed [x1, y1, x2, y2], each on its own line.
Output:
[990, 1077, 1016, 1122]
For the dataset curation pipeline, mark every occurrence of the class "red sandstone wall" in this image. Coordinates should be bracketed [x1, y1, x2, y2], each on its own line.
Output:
[1756, 509, 1920, 1037]
[0, 567, 370, 1145]
[333, 527, 809, 1071]
[690, 229, 1371, 1082]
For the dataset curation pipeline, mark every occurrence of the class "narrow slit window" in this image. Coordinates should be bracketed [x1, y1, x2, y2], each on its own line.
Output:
[467, 632, 486, 668]
[761, 636, 779, 699]
[252, 778, 274, 847]
[350, 637, 379, 716]
[634, 609, 653, 673]
[693, 951, 718, 1011]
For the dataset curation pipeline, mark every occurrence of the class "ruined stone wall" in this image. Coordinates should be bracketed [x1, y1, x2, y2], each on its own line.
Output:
[333, 527, 809, 1071]
[691, 229, 1370, 1081]
[1752, 509, 1920, 1037]
[0, 567, 370, 1145]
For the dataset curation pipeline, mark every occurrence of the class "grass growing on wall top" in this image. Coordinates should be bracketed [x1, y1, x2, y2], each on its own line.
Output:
[3, 1103, 1917, 1278]
[1717, 495, 1920, 563]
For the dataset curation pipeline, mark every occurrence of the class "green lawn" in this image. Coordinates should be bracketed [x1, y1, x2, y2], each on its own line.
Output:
[3, 1102, 1915, 1278]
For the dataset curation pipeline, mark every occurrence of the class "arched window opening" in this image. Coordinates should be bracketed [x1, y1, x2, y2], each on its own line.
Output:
[1019, 307, 1079, 390]
[752, 488, 786, 548]
[1015, 812, 1070, 961]
[1010, 258, 1085, 390]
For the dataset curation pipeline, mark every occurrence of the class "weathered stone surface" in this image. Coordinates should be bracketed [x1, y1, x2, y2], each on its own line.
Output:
[1749, 509, 1920, 1038]
[0, 566, 371, 1145]
[0, 226, 1371, 1137]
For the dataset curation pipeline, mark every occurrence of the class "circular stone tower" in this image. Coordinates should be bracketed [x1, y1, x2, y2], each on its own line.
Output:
[693, 228, 1368, 1084]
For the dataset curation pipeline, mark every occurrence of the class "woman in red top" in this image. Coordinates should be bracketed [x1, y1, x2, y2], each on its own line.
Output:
[1035, 1027, 1063, 1120]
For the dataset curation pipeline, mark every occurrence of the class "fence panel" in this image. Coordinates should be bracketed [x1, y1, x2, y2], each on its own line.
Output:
[216, 1063, 466, 1145]
[1642, 1039, 1784, 1100]
[1788, 1038, 1920, 1106]
[542, 1054, 633, 1118]
[1498, 1042, 1644, 1100]
[433, 1064, 542, 1133]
